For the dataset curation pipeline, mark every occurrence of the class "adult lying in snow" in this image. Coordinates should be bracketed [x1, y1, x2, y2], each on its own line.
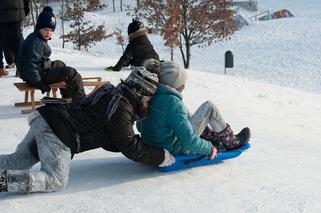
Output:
[0, 67, 175, 193]
[137, 61, 251, 159]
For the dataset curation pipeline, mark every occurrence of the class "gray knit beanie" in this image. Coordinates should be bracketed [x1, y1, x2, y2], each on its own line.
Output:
[159, 61, 187, 90]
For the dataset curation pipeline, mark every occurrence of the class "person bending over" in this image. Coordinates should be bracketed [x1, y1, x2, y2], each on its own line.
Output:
[0, 67, 175, 193]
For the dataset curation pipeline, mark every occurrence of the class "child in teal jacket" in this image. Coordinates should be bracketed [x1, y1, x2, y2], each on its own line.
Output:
[137, 61, 250, 157]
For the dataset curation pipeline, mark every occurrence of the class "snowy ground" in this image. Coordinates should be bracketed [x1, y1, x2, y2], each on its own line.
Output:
[1, 0, 321, 212]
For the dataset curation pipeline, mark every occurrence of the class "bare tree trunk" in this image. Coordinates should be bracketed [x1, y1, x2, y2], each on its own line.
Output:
[178, 35, 187, 68]
[121, 44, 125, 53]
[185, 42, 190, 68]
[77, 28, 81, 50]
[30, 1, 36, 27]
[112, 0, 115, 12]
[120, 0, 123, 12]
[181, 0, 189, 68]
[31, 0, 39, 21]
[179, 46, 188, 68]
[61, 0, 65, 48]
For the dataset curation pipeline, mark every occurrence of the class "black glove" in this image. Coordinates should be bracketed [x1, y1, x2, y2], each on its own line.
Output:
[34, 81, 51, 94]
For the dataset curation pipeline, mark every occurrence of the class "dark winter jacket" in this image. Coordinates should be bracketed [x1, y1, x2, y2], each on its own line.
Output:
[113, 30, 159, 71]
[37, 83, 165, 166]
[17, 31, 52, 84]
[0, 0, 30, 23]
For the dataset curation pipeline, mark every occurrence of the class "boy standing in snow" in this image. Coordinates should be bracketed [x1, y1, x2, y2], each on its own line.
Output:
[106, 19, 159, 71]
[0, 67, 175, 193]
[17, 6, 86, 103]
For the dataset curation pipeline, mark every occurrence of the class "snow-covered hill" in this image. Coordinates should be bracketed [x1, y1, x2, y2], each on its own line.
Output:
[1, 0, 321, 212]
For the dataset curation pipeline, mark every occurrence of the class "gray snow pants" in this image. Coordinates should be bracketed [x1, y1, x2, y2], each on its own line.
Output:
[0, 112, 71, 193]
[189, 101, 227, 136]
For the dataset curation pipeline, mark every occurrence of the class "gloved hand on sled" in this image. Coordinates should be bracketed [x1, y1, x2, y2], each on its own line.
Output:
[105, 66, 114, 71]
[159, 149, 176, 167]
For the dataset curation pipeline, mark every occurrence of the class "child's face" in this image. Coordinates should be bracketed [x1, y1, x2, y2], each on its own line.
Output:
[39, 28, 54, 41]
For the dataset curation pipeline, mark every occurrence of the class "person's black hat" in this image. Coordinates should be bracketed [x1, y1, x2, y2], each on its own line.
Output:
[127, 18, 144, 35]
[35, 6, 56, 31]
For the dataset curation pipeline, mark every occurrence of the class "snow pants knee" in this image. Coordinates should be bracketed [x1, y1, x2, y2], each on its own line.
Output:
[189, 101, 227, 135]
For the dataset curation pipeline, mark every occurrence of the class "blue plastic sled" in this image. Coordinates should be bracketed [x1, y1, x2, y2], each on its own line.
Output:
[159, 143, 251, 172]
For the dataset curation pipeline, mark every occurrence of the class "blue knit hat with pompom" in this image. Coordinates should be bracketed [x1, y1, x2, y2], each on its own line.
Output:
[35, 6, 56, 31]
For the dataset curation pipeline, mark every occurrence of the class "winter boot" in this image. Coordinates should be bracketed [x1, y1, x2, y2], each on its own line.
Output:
[200, 126, 226, 151]
[0, 68, 9, 77]
[0, 171, 8, 192]
[214, 124, 251, 151]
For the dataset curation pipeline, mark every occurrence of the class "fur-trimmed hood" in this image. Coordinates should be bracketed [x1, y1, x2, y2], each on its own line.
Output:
[128, 28, 148, 41]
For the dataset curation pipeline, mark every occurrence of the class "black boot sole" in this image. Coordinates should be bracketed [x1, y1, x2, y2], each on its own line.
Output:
[225, 127, 251, 151]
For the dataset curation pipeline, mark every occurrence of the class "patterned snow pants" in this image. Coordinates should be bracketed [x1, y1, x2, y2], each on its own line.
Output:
[0, 112, 71, 193]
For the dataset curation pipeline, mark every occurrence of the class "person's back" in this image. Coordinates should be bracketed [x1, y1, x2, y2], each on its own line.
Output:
[0, 67, 175, 194]
[0, 1, 28, 23]
[110, 19, 159, 71]
[125, 35, 159, 67]
[38, 67, 165, 165]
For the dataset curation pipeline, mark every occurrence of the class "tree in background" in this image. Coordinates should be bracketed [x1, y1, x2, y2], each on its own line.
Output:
[61, 1, 109, 51]
[86, 0, 106, 12]
[29, 0, 42, 27]
[113, 26, 126, 53]
[131, 0, 236, 68]
[111, 0, 123, 12]
[27, 0, 60, 28]
[59, 0, 70, 49]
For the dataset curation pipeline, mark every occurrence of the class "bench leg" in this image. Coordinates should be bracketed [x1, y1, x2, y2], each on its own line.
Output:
[21, 90, 36, 114]
[15, 90, 40, 107]
[52, 88, 57, 98]
[24, 91, 29, 103]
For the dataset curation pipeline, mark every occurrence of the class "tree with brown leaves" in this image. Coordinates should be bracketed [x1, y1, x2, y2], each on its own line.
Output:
[61, 1, 109, 51]
[131, 0, 236, 68]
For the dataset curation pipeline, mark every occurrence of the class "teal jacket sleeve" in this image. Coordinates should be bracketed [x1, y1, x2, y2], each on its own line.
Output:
[165, 97, 213, 155]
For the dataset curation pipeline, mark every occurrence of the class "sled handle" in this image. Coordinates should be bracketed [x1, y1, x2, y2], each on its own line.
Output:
[183, 155, 206, 165]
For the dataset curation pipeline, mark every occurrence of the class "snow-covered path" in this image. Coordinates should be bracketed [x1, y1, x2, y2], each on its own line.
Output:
[1, 0, 321, 212]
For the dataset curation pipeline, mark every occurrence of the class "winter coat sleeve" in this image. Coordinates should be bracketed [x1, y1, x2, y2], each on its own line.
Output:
[107, 101, 165, 166]
[113, 43, 133, 71]
[166, 97, 213, 155]
[21, 39, 45, 84]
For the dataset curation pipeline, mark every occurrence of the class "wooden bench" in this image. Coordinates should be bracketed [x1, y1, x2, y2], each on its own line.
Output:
[14, 77, 108, 114]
